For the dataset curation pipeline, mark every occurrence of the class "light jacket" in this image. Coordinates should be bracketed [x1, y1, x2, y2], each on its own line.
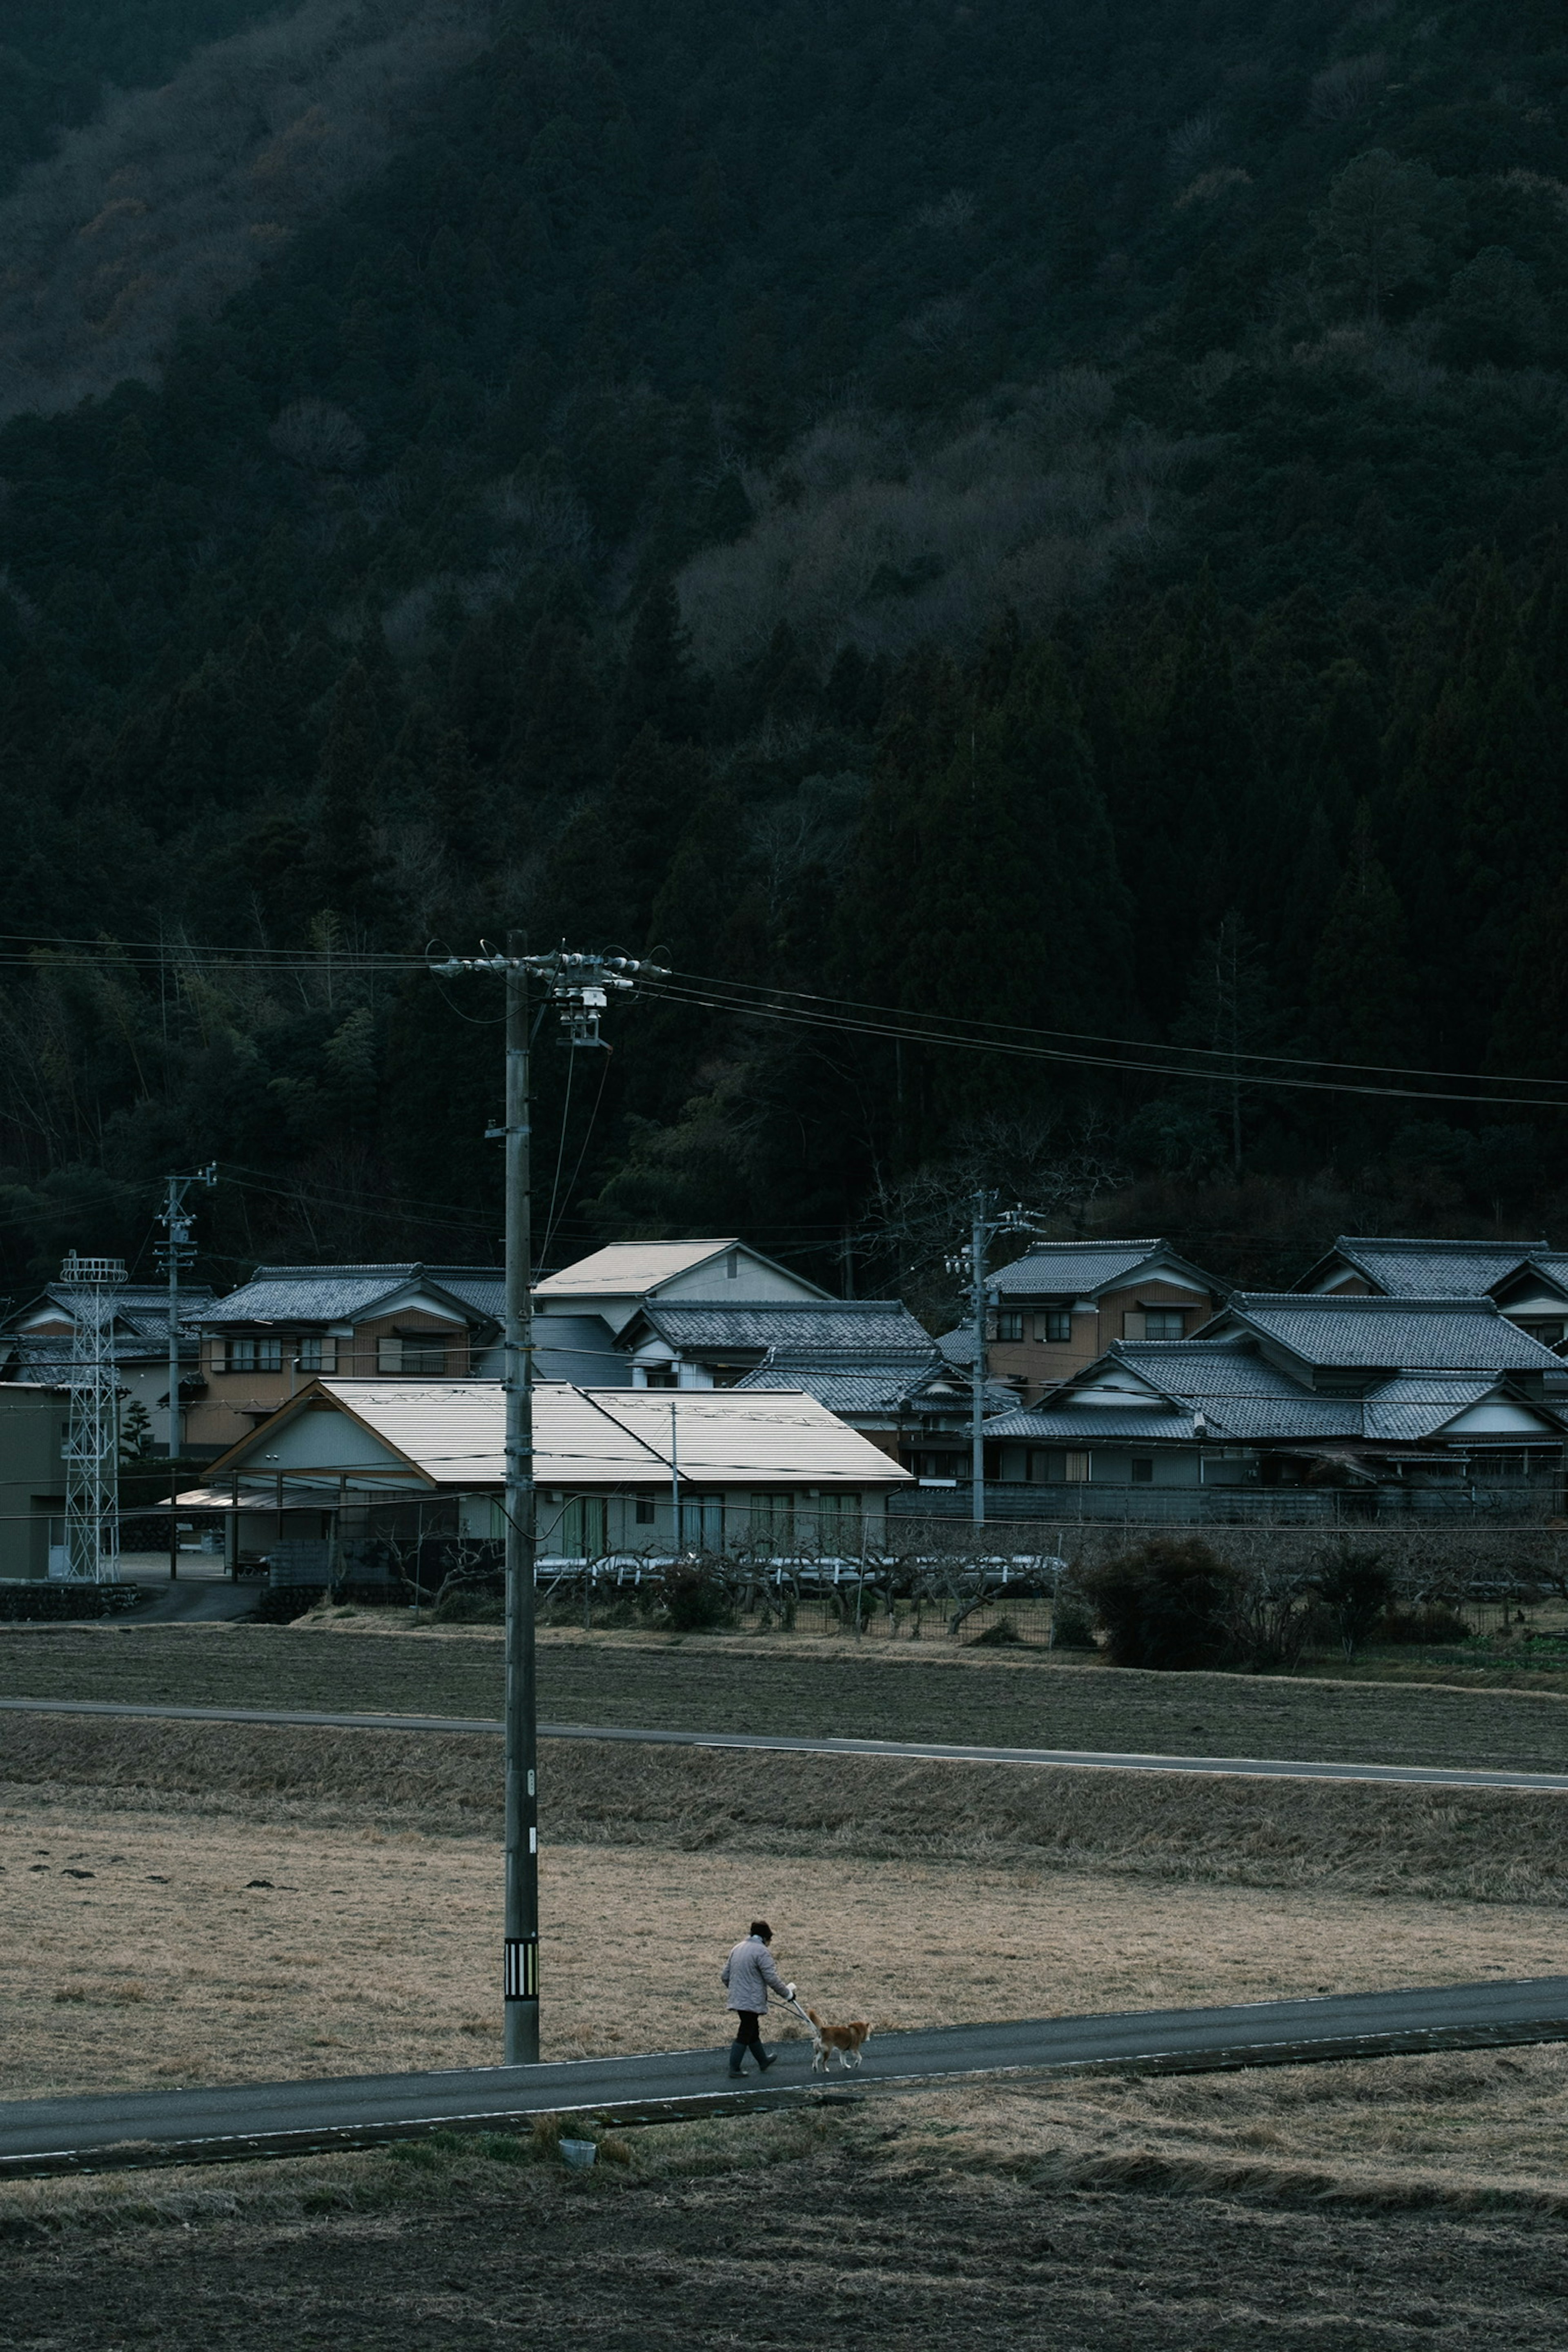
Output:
[722, 1934, 787, 2013]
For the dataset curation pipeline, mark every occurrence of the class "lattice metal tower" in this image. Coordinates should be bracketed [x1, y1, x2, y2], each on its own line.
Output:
[60, 1253, 126, 1581]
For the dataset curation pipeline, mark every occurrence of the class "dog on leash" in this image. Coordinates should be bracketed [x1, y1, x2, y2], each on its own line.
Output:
[806, 2008, 872, 2072]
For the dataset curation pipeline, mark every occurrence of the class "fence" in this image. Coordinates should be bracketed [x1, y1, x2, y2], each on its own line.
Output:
[894, 1480, 1566, 1528]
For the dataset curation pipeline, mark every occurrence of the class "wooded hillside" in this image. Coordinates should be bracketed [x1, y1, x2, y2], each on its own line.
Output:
[1, 0, 1565, 1308]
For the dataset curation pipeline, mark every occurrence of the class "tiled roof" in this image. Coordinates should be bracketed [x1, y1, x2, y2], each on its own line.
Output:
[737, 1346, 960, 1416]
[984, 1407, 1200, 1441]
[1215, 1294, 1561, 1370]
[1316, 1237, 1549, 1297]
[200, 1265, 502, 1327]
[937, 1325, 976, 1365]
[989, 1241, 1175, 1298]
[640, 1301, 935, 1353]
[1001, 1340, 1565, 1446]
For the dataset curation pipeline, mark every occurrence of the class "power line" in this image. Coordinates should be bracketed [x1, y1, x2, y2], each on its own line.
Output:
[641, 976, 1568, 1111]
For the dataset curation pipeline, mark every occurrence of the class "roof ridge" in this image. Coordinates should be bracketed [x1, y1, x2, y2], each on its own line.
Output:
[1231, 1292, 1505, 1311]
[1337, 1235, 1548, 1252]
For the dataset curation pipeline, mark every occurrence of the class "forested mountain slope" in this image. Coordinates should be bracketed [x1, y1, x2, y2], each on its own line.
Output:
[0, 0, 1566, 1301]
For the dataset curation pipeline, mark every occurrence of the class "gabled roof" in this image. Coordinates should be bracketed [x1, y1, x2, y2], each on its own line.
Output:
[535, 1240, 827, 1301]
[995, 1338, 1566, 1447]
[634, 1300, 934, 1354]
[1203, 1292, 1563, 1372]
[735, 1345, 969, 1417]
[1295, 1236, 1551, 1298]
[988, 1238, 1220, 1301]
[2, 1283, 215, 1350]
[199, 1265, 503, 1328]
[205, 1379, 911, 1490]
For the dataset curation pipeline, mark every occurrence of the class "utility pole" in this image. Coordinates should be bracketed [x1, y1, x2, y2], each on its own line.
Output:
[431, 942, 665, 2066]
[159, 1165, 216, 1580]
[967, 1191, 1036, 1526]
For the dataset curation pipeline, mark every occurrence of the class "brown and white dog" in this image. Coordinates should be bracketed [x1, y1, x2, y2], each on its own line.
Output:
[806, 2009, 872, 2072]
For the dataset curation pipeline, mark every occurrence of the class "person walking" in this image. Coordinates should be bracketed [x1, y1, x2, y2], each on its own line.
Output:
[722, 1919, 793, 2075]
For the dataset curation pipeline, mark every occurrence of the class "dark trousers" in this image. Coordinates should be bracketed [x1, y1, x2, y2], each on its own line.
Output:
[732, 2009, 764, 2049]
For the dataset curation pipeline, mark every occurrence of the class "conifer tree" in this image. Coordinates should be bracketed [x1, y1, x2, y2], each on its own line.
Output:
[1309, 806, 1417, 1067]
[312, 662, 388, 924]
[611, 580, 708, 751]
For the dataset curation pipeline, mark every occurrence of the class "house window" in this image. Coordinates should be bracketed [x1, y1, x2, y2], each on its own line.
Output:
[996, 1312, 1024, 1342]
[378, 1335, 450, 1374]
[1035, 1311, 1072, 1343]
[296, 1338, 336, 1374]
[726, 1250, 739, 1279]
[1131, 1457, 1154, 1483]
[1029, 1450, 1091, 1483]
[679, 1493, 725, 1549]
[641, 1365, 677, 1389]
[223, 1339, 283, 1373]
[814, 1492, 863, 1555]
[1144, 1310, 1185, 1341]
[634, 1495, 657, 1525]
[553, 1494, 608, 1557]
[914, 1452, 960, 1481]
[1522, 1322, 1564, 1345]
[751, 1492, 795, 1544]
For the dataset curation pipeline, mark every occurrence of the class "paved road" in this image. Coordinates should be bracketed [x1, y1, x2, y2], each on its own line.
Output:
[7, 1694, 1568, 1793]
[120, 1583, 257, 1626]
[4, 1977, 1566, 2178]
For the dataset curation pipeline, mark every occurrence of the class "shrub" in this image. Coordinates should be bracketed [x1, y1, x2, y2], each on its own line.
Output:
[1380, 1604, 1474, 1646]
[250, 1585, 323, 1624]
[1078, 1537, 1241, 1670]
[969, 1615, 1022, 1646]
[1310, 1553, 1395, 1657]
[432, 1586, 505, 1626]
[1049, 1601, 1097, 1650]
[657, 1562, 737, 1632]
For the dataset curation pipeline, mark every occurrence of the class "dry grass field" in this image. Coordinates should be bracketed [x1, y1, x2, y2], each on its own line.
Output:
[4, 1714, 1568, 2098]
[9, 1619, 1568, 1769]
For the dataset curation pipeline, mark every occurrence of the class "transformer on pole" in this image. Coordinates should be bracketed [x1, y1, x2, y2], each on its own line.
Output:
[428, 941, 666, 2065]
[60, 1253, 127, 1582]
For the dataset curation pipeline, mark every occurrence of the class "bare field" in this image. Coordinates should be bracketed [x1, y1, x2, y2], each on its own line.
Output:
[5, 1718, 1568, 2098]
[9, 1621, 1568, 1769]
[6, 2058, 1568, 2348]
[8, 1711, 1568, 1905]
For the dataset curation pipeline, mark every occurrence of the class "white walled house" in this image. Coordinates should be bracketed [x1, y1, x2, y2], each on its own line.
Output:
[198, 1378, 912, 1567]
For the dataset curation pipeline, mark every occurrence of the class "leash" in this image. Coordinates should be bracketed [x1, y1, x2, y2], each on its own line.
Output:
[774, 1986, 820, 2035]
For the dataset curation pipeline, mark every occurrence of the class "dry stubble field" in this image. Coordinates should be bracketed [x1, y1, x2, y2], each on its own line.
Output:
[4, 1712, 1568, 2096]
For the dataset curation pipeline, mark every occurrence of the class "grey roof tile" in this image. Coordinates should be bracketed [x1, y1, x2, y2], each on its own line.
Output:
[641, 1301, 935, 1352]
[984, 1407, 1200, 1441]
[200, 1265, 502, 1327]
[1324, 1237, 1548, 1297]
[1215, 1293, 1560, 1370]
[988, 1241, 1170, 1298]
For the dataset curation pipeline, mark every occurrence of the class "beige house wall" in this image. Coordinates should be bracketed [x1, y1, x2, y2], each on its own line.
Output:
[989, 1278, 1218, 1404]
[186, 1309, 474, 1454]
